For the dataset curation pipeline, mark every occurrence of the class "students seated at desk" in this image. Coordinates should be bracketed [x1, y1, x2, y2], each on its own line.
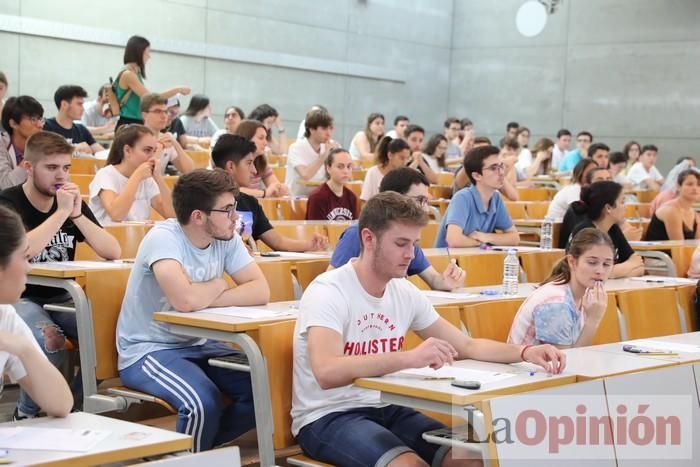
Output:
[546, 159, 597, 220]
[558, 130, 592, 173]
[0, 206, 73, 417]
[330, 168, 465, 291]
[211, 105, 244, 148]
[285, 108, 338, 197]
[292, 192, 565, 467]
[558, 166, 613, 248]
[645, 169, 700, 241]
[89, 125, 175, 224]
[451, 137, 519, 201]
[627, 144, 664, 191]
[0, 96, 44, 189]
[648, 158, 696, 216]
[0, 131, 119, 419]
[348, 112, 384, 162]
[509, 228, 612, 347]
[43, 85, 104, 155]
[234, 119, 288, 198]
[117, 169, 269, 452]
[405, 124, 438, 185]
[515, 137, 553, 180]
[249, 103, 288, 155]
[212, 135, 328, 252]
[360, 136, 410, 202]
[568, 181, 645, 278]
[81, 84, 117, 138]
[306, 148, 358, 221]
[179, 94, 219, 143]
[435, 145, 519, 248]
[141, 93, 194, 175]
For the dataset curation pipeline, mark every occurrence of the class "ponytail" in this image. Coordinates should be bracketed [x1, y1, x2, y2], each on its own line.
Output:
[374, 136, 409, 167]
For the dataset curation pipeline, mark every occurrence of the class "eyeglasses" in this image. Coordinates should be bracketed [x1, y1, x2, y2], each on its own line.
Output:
[410, 195, 429, 207]
[225, 113, 238, 118]
[26, 116, 45, 125]
[483, 163, 505, 173]
[208, 201, 238, 218]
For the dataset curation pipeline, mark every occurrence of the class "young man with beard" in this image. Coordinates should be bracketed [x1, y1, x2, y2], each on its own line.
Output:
[0, 131, 120, 418]
[292, 191, 566, 466]
[116, 168, 270, 451]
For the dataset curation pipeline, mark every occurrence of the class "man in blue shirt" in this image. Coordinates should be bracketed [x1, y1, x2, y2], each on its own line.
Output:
[435, 145, 519, 248]
[330, 168, 465, 291]
[558, 130, 593, 172]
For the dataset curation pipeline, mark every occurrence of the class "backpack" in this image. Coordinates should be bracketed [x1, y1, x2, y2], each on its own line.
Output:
[105, 69, 133, 116]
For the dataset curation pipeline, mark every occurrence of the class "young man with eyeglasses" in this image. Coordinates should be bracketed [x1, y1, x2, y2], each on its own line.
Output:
[435, 145, 519, 248]
[330, 167, 465, 291]
[141, 93, 194, 175]
[292, 191, 565, 467]
[117, 168, 269, 452]
[212, 134, 328, 252]
[443, 117, 463, 159]
[559, 131, 593, 172]
[0, 96, 45, 189]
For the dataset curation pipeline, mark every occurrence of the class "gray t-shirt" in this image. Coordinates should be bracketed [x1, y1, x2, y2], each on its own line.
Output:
[116, 219, 253, 370]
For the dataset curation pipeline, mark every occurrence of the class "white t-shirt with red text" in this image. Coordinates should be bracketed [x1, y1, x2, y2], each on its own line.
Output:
[291, 261, 439, 435]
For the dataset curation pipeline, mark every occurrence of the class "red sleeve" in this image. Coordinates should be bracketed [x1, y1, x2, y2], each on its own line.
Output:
[306, 188, 327, 220]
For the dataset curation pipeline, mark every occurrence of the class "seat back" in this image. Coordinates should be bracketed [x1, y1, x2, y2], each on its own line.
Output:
[258, 198, 280, 221]
[278, 198, 308, 220]
[458, 252, 506, 287]
[525, 201, 550, 219]
[257, 261, 296, 302]
[85, 269, 132, 380]
[517, 187, 555, 201]
[504, 202, 527, 219]
[461, 298, 525, 342]
[675, 284, 697, 332]
[519, 250, 565, 283]
[185, 150, 212, 169]
[419, 222, 440, 248]
[70, 174, 94, 193]
[257, 319, 296, 449]
[76, 223, 154, 260]
[591, 293, 622, 345]
[295, 259, 331, 290]
[326, 223, 353, 247]
[615, 288, 682, 339]
[71, 157, 98, 175]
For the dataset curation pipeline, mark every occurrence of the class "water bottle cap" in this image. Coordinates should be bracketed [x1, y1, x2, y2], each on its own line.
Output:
[508, 248, 517, 254]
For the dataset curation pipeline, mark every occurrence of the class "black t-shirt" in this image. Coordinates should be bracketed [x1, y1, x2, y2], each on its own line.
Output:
[0, 184, 102, 298]
[568, 218, 634, 264]
[167, 117, 187, 139]
[236, 192, 273, 241]
[558, 206, 586, 249]
[43, 118, 96, 146]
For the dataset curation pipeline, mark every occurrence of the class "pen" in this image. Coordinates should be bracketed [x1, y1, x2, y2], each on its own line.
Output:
[446, 247, 452, 263]
[422, 377, 455, 381]
[644, 279, 665, 283]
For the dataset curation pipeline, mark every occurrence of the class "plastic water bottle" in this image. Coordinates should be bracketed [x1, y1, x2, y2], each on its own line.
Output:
[502, 249, 520, 295]
[540, 216, 554, 250]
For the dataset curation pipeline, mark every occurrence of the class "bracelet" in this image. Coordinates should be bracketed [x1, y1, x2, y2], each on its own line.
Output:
[69, 213, 83, 220]
[520, 345, 533, 362]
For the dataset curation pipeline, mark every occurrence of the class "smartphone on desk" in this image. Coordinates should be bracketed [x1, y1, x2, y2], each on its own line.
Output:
[260, 252, 281, 257]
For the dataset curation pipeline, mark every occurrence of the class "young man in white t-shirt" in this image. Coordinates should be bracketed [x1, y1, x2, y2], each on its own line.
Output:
[141, 93, 194, 176]
[385, 115, 409, 140]
[292, 191, 566, 466]
[285, 108, 339, 197]
[627, 144, 664, 191]
[551, 128, 571, 171]
[117, 169, 270, 452]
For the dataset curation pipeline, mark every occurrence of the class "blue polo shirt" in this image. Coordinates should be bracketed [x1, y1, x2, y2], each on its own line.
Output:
[434, 185, 513, 248]
[558, 149, 583, 172]
[329, 224, 431, 276]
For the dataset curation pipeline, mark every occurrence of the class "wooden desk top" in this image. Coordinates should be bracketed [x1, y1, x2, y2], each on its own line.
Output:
[562, 346, 677, 380]
[154, 301, 298, 333]
[1, 412, 191, 467]
[355, 359, 576, 406]
[629, 239, 700, 250]
[588, 333, 700, 365]
[29, 261, 133, 278]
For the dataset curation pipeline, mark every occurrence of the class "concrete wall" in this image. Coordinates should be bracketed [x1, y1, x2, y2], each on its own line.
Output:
[0, 0, 453, 146]
[449, 0, 700, 173]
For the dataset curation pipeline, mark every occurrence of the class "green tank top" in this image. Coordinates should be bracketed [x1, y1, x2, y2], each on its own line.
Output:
[116, 69, 143, 120]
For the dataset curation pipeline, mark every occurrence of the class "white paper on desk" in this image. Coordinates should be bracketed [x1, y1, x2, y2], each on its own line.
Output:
[269, 251, 329, 259]
[421, 290, 479, 300]
[198, 306, 294, 319]
[628, 339, 700, 353]
[37, 261, 131, 270]
[394, 366, 516, 384]
[627, 275, 697, 285]
[0, 426, 110, 451]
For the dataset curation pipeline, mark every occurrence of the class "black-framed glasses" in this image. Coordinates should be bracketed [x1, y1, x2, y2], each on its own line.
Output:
[410, 195, 429, 207]
[483, 163, 505, 173]
[208, 201, 238, 218]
